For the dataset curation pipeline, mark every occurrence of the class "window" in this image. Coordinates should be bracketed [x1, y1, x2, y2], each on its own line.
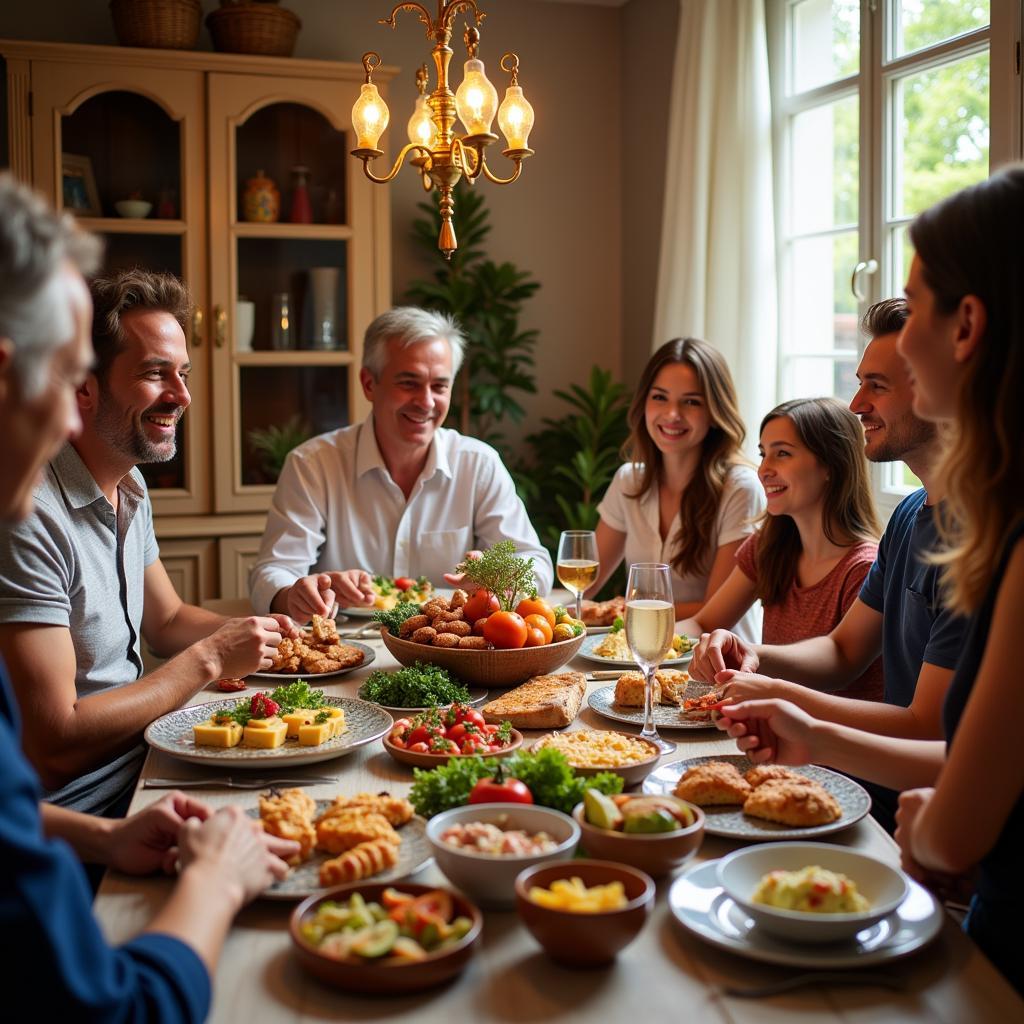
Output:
[768, 0, 1021, 509]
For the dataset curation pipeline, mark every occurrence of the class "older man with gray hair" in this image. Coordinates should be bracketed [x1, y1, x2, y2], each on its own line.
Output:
[252, 305, 553, 621]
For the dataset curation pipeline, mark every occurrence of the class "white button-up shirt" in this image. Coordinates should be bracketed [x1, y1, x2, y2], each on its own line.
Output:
[250, 416, 553, 611]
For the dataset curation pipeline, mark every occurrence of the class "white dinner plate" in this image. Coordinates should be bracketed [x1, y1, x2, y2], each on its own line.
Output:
[577, 632, 694, 669]
[643, 754, 871, 840]
[246, 802, 431, 900]
[669, 860, 943, 968]
[144, 696, 393, 768]
[246, 640, 376, 681]
[588, 682, 721, 731]
[341, 587, 455, 619]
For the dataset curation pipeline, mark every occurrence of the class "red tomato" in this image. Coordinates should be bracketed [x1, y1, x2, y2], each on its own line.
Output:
[392, 718, 412, 732]
[216, 678, 247, 692]
[483, 611, 528, 649]
[447, 723, 469, 744]
[468, 773, 533, 805]
[524, 625, 547, 648]
[389, 735, 406, 749]
[523, 614, 553, 644]
[460, 736, 488, 755]
[462, 709, 486, 729]
[394, 577, 416, 591]
[464, 588, 501, 623]
[406, 725, 436, 747]
[515, 598, 556, 628]
[473, 617, 489, 637]
[408, 741, 430, 753]
[483, 723, 499, 736]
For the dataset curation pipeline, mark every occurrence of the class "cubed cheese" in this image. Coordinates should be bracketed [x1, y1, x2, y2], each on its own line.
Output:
[193, 720, 242, 747]
[242, 718, 287, 748]
[298, 721, 334, 746]
[282, 709, 317, 738]
[320, 706, 346, 737]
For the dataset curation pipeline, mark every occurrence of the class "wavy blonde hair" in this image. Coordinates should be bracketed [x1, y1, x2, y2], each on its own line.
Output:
[624, 337, 748, 578]
[908, 165, 1024, 614]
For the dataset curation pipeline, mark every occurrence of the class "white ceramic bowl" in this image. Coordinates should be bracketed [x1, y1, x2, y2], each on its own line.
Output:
[716, 842, 909, 944]
[426, 803, 580, 909]
[115, 199, 152, 218]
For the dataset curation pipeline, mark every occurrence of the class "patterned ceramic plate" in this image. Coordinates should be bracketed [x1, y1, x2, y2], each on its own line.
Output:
[643, 754, 871, 840]
[342, 588, 455, 619]
[144, 696, 393, 769]
[247, 640, 376, 681]
[577, 632, 694, 668]
[247, 801, 431, 900]
[588, 681, 721, 731]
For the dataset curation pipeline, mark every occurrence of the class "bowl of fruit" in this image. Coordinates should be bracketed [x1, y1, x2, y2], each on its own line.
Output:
[571, 790, 705, 878]
[383, 703, 523, 768]
[378, 543, 587, 688]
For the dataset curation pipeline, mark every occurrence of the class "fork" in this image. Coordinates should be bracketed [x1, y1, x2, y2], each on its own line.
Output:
[720, 971, 905, 998]
[143, 775, 336, 790]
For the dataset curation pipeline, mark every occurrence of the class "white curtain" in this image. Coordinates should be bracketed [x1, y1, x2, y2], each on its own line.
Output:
[653, 0, 778, 449]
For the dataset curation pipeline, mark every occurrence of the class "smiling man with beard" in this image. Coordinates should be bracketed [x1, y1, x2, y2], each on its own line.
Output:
[0, 269, 297, 817]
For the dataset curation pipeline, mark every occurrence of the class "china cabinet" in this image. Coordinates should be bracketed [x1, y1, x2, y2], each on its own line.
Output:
[1, 40, 393, 600]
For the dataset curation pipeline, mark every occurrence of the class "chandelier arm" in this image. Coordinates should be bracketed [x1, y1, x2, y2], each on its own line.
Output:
[359, 143, 433, 184]
[438, 1, 487, 32]
[451, 138, 483, 180]
[379, 2, 433, 36]
[478, 154, 524, 186]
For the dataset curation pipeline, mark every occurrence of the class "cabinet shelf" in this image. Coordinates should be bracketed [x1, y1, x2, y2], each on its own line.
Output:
[235, 350, 355, 367]
[77, 217, 187, 235]
[233, 222, 353, 241]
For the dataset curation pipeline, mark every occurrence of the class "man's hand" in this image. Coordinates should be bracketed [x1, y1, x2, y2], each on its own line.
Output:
[716, 698, 820, 765]
[717, 670, 789, 703]
[197, 616, 284, 678]
[443, 550, 483, 592]
[268, 613, 301, 640]
[286, 571, 373, 622]
[690, 629, 759, 682]
[106, 792, 212, 875]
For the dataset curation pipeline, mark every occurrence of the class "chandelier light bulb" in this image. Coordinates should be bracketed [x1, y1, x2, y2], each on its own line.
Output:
[352, 82, 390, 150]
[455, 58, 499, 136]
[497, 84, 535, 151]
[406, 94, 436, 149]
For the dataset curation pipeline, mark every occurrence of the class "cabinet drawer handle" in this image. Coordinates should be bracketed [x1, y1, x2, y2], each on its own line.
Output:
[214, 305, 227, 348]
[191, 307, 204, 347]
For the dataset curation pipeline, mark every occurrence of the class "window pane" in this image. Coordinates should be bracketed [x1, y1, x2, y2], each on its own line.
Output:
[887, 223, 914, 296]
[892, 50, 989, 219]
[790, 94, 859, 233]
[781, 356, 859, 403]
[792, 0, 860, 93]
[894, 0, 990, 59]
[786, 232, 860, 354]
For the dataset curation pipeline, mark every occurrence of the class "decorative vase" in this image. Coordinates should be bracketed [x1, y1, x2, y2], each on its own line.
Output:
[235, 298, 255, 351]
[307, 267, 340, 350]
[242, 169, 279, 223]
[289, 165, 313, 224]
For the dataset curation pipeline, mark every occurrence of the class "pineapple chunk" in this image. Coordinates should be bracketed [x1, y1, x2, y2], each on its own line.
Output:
[193, 719, 242, 747]
[282, 709, 317, 738]
[298, 721, 334, 746]
[242, 717, 287, 748]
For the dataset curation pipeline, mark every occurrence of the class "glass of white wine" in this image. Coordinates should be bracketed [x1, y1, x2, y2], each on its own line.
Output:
[556, 530, 599, 623]
[625, 562, 676, 753]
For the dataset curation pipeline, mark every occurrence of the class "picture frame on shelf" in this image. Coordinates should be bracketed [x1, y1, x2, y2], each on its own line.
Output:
[61, 153, 101, 216]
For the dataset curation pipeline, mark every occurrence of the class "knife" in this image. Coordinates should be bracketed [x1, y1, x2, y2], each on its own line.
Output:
[143, 775, 337, 790]
[587, 670, 630, 680]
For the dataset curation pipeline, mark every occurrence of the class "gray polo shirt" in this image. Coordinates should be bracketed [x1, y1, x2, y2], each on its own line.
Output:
[0, 443, 159, 814]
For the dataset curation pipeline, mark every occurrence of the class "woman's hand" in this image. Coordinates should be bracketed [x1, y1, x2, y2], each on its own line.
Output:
[717, 670, 789, 703]
[690, 629, 759, 682]
[716, 698, 821, 765]
[895, 787, 935, 884]
[106, 792, 212, 876]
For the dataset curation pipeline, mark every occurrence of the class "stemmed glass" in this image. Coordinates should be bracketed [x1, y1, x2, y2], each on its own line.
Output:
[625, 562, 676, 753]
[556, 530, 599, 623]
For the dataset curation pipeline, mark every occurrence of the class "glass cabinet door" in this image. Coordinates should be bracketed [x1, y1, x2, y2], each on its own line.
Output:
[30, 63, 209, 515]
[208, 72, 381, 513]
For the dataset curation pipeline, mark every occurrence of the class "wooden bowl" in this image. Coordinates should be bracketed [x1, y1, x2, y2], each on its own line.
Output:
[515, 859, 655, 966]
[572, 799, 704, 878]
[380, 629, 586, 688]
[289, 882, 482, 994]
[530, 731, 662, 787]
[382, 729, 523, 769]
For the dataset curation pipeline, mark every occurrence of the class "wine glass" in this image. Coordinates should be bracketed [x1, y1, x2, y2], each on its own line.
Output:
[556, 530, 599, 623]
[625, 562, 677, 753]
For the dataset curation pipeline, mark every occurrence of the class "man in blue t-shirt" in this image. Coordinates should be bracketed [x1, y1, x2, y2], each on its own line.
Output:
[689, 298, 967, 832]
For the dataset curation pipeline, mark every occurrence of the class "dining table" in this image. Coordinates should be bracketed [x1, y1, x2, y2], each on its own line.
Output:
[93, 606, 1024, 1023]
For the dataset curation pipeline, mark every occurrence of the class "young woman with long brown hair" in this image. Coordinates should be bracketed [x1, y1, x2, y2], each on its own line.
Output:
[715, 165, 1024, 994]
[588, 337, 764, 638]
[677, 397, 884, 700]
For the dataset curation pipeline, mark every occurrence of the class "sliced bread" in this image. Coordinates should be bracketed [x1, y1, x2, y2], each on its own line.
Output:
[481, 671, 586, 729]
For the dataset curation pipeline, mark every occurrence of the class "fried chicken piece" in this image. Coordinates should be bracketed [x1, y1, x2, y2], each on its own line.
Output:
[270, 636, 299, 671]
[325, 792, 414, 827]
[744, 765, 811, 788]
[449, 589, 468, 609]
[433, 632, 461, 648]
[258, 788, 317, 865]
[580, 595, 626, 626]
[673, 761, 752, 806]
[315, 811, 400, 854]
[399, 614, 431, 637]
[458, 635, 488, 650]
[310, 614, 339, 644]
[743, 780, 841, 826]
[411, 626, 438, 645]
[319, 839, 398, 886]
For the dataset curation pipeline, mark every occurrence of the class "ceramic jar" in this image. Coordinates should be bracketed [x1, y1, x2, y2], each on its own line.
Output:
[243, 169, 280, 223]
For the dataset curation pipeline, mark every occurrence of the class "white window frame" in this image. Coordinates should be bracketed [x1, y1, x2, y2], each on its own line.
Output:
[767, 0, 1023, 518]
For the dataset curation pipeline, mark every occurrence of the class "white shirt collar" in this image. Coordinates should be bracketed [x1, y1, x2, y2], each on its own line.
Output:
[354, 412, 453, 484]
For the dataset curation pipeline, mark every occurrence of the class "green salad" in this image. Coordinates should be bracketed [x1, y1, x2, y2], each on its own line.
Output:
[359, 663, 471, 708]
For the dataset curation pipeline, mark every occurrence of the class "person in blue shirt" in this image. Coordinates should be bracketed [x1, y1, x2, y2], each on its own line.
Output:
[688, 298, 966, 832]
[0, 174, 298, 1021]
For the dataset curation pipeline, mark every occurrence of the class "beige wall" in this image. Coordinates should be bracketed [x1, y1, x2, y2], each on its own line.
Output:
[1, 0, 677, 447]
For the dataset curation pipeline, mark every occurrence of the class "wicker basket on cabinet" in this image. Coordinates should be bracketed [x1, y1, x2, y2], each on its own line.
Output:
[207, 2, 301, 57]
[109, 0, 202, 50]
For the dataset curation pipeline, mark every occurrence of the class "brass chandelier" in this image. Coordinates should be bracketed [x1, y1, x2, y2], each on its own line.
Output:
[350, 1, 536, 259]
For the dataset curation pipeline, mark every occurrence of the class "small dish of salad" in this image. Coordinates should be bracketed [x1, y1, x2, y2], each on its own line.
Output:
[383, 703, 522, 768]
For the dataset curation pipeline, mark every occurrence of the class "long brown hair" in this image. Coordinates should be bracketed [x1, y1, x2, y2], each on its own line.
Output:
[624, 337, 747, 578]
[754, 398, 881, 605]
[909, 165, 1024, 614]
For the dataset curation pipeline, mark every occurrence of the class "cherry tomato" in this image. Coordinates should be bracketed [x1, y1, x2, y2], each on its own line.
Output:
[515, 597, 556, 628]
[464, 588, 501, 623]
[460, 736, 488, 755]
[408, 741, 430, 753]
[447, 723, 469, 744]
[473, 617, 489, 637]
[483, 610, 528, 649]
[468, 769, 533, 805]
[389, 735, 406, 749]
[523, 614, 553, 644]
[483, 723, 499, 736]
[394, 577, 416, 591]
[216, 678, 247, 692]
[392, 718, 412, 732]
[462, 709, 486, 729]
[406, 725, 436, 747]
[523, 625, 546, 648]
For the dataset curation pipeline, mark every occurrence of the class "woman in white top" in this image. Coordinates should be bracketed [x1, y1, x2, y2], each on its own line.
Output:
[591, 337, 764, 641]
